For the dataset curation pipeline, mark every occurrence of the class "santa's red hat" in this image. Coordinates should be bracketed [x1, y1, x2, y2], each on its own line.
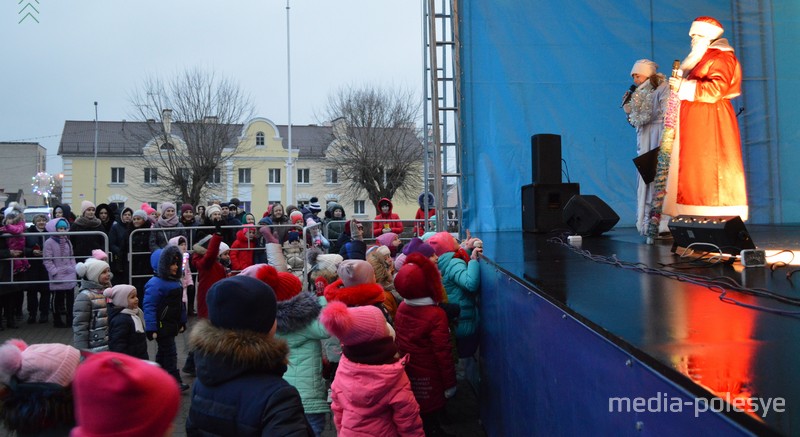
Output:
[689, 16, 724, 39]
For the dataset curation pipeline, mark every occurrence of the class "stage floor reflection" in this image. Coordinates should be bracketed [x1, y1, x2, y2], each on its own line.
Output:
[480, 225, 800, 433]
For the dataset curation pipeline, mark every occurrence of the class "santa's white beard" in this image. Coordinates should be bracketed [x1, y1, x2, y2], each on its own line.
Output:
[680, 38, 711, 72]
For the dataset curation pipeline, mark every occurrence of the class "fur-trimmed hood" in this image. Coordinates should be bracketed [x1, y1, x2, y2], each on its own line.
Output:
[324, 278, 385, 306]
[190, 319, 290, 386]
[151, 245, 183, 279]
[276, 291, 322, 334]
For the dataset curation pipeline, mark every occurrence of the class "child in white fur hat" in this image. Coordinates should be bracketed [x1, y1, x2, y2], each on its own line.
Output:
[104, 284, 148, 360]
[73, 251, 113, 352]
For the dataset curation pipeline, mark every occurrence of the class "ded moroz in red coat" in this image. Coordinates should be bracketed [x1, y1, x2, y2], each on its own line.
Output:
[671, 38, 748, 220]
[393, 253, 457, 414]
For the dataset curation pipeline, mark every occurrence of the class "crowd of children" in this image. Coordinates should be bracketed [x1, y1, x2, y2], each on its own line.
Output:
[0, 193, 480, 435]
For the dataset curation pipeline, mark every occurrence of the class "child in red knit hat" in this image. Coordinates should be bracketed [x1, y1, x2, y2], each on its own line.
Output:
[394, 253, 458, 436]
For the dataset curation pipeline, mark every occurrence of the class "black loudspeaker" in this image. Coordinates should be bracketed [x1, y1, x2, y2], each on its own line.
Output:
[531, 134, 562, 184]
[522, 183, 580, 233]
[563, 195, 620, 236]
[667, 215, 755, 255]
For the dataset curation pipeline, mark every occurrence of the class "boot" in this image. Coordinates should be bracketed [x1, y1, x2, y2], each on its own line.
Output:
[6, 317, 18, 329]
[53, 313, 66, 328]
[39, 313, 49, 324]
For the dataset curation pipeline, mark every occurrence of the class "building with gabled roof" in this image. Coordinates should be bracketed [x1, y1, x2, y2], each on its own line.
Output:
[57, 117, 422, 223]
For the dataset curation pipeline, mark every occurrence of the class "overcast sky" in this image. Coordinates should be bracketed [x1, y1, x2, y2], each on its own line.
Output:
[0, 1, 424, 175]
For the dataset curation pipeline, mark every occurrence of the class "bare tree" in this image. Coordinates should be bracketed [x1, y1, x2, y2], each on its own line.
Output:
[129, 68, 254, 206]
[321, 85, 424, 210]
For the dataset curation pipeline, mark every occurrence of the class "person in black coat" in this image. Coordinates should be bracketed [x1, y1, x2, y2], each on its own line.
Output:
[24, 214, 51, 323]
[104, 284, 148, 360]
[70, 200, 105, 262]
[109, 207, 133, 285]
[186, 276, 313, 436]
[129, 210, 152, 304]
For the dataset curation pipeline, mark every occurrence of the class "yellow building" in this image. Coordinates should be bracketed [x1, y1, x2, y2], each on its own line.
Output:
[58, 117, 422, 221]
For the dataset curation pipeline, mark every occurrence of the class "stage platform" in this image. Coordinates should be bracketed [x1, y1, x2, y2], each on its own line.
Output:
[477, 225, 800, 436]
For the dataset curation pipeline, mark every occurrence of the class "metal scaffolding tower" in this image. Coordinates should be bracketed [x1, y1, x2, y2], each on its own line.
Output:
[423, 0, 462, 235]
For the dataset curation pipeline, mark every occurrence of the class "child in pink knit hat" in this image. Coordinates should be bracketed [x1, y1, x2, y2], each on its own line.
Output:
[0, 339, 81, 435]
[320, 301, 424, 436]
[104, 284, 148, 360]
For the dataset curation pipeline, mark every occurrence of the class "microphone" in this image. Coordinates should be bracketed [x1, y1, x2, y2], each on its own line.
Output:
[620, 84, 636, 108]
[671, 59, 681, 78]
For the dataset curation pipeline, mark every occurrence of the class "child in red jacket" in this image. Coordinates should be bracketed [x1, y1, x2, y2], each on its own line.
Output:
[393, 253, 457, 436]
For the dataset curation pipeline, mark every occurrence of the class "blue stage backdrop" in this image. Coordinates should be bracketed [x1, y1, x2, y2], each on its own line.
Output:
[460, 1, 800, 232]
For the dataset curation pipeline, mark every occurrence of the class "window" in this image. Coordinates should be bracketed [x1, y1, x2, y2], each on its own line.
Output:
[256, 131, 265, 146]
[354, 200, 366, 215]
[148, 202, 158, 210]
[268, 168, 281, 184]
[111, 167, 125, 184]
[209, 168, 221, 184]
[240, 201, 251, 213]
[297, 168, 310, 184]
[144, 168, 158, 184]
[239, 168, 252, 184]
[326, 168, 338, 184]
[179, 168, 191, 183]
[110, 202, 125, 212]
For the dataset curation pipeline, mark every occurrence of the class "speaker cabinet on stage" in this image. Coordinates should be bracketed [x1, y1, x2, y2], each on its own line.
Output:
[522, 183, 580, 233]
[531, 134, 562, 184]
[667, 215, 755, 255]
[563, 195, 620, 236]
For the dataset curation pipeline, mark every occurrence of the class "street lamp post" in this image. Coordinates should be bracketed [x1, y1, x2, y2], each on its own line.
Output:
[93, 101, 98, 204]
[285, 0, 295, 206]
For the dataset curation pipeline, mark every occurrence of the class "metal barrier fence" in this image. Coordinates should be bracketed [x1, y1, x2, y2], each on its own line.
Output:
[2, 217, 460, 289]
[0, 230, 109, 287]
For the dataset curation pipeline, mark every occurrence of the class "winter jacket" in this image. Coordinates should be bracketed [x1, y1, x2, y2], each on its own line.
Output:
[143, 246, 187, 336]
[275, 292, 330, 415]
[323, 203, 346, 250]
[437, 252, 481, 338]
[339, 239, 367, 261]
[394, 301, 457, 414]
[73, 279, 110, 351]
[330, 355, 424, 436]
[25, 223, 49, 284]
[129, 222, 152, 293]
[230, 226, 266, 271]
[413, 193, 436, 237]
[372, 197, 404, 237]
[148, 221, 186, 251]
[108, 218, 131, 275]
[186, 320, 314, 437]
[283, 240, 305, 278]
[167, 236, 194, 292]
[107, 304, 148, 360]
[69, 217, 105, 261]
[191, 234, 228, 319]
[42, 219, 77, 291]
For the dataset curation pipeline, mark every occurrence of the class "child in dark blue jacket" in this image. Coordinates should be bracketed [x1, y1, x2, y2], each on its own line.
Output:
[144, 245, 189, 391]
[104, 284, 148, 360]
